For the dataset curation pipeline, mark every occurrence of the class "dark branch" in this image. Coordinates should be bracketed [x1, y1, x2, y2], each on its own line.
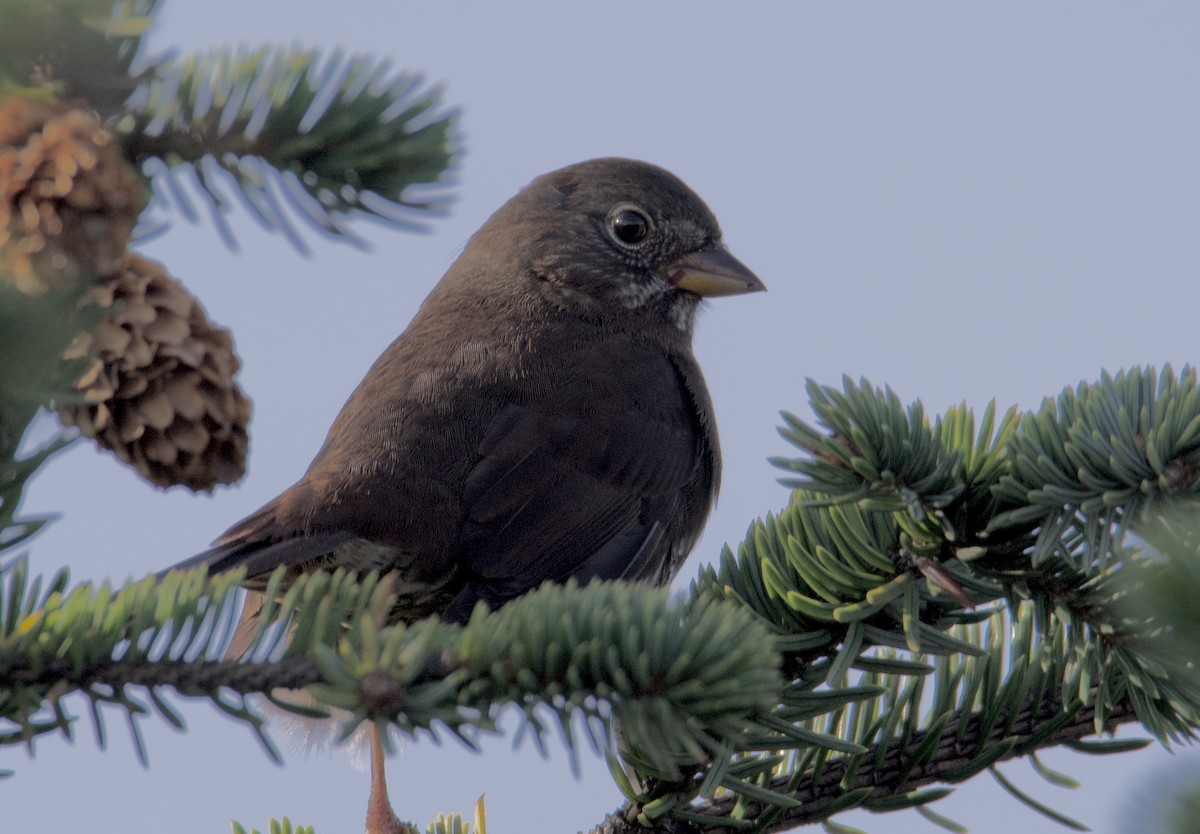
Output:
[0, 652, 455, 703]
[2, 655, 322, 695]
[587, 697, 1139, 834]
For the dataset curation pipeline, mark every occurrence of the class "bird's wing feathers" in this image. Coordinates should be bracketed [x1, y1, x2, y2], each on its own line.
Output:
[455, 357, 701, 604]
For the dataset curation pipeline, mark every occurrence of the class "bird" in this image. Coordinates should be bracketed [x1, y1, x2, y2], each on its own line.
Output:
[167, 157, 764, 832]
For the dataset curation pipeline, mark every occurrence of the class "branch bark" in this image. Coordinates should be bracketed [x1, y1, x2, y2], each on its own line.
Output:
[587, 697, 1138, 834]
[2, 655, 323, 695]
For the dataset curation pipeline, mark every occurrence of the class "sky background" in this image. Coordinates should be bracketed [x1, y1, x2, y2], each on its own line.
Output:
[7, 2, 1200, 832]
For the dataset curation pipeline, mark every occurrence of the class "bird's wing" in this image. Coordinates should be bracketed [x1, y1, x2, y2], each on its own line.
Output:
[453, 383, 699, 607]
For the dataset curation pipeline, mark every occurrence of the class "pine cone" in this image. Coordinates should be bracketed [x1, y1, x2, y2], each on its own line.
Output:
[0, 97, 143, 295]
[57, 253, 251, 492]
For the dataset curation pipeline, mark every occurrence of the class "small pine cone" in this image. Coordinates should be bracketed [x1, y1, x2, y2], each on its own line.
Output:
[57, 253, 251, 492]
[0, 97, 144, 295]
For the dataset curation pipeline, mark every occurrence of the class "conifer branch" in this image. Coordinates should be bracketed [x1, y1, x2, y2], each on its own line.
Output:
[121, 46, 459, 249]
[589, 697, 1140, 834]
[0, 565, 783, 782]
[6, 369, 1200, 832]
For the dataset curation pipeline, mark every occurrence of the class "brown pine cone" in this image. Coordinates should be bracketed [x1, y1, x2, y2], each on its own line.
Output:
[0, 97, 144, 295]
[57, 253, 251, 492]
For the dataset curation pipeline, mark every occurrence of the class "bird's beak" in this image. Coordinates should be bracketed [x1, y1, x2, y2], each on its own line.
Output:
[661, 246, 766, 297]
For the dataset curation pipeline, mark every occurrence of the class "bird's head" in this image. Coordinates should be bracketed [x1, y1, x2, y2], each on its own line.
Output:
[459, 158, 765, 339]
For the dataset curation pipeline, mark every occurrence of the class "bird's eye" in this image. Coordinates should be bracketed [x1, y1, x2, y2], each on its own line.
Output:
[609, 208, 651, 247]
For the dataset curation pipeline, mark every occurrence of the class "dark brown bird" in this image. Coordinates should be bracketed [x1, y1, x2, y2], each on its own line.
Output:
[168, 157, 763, 832]
[172, 157, 762, 624]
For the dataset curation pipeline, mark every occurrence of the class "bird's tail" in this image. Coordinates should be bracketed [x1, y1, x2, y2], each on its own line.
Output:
[160, 529, 353, 585]
[159, 539, 265, 580]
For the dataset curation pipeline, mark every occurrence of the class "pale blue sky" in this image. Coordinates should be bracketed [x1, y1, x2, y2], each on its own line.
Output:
[9, 3, 1200, 832]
